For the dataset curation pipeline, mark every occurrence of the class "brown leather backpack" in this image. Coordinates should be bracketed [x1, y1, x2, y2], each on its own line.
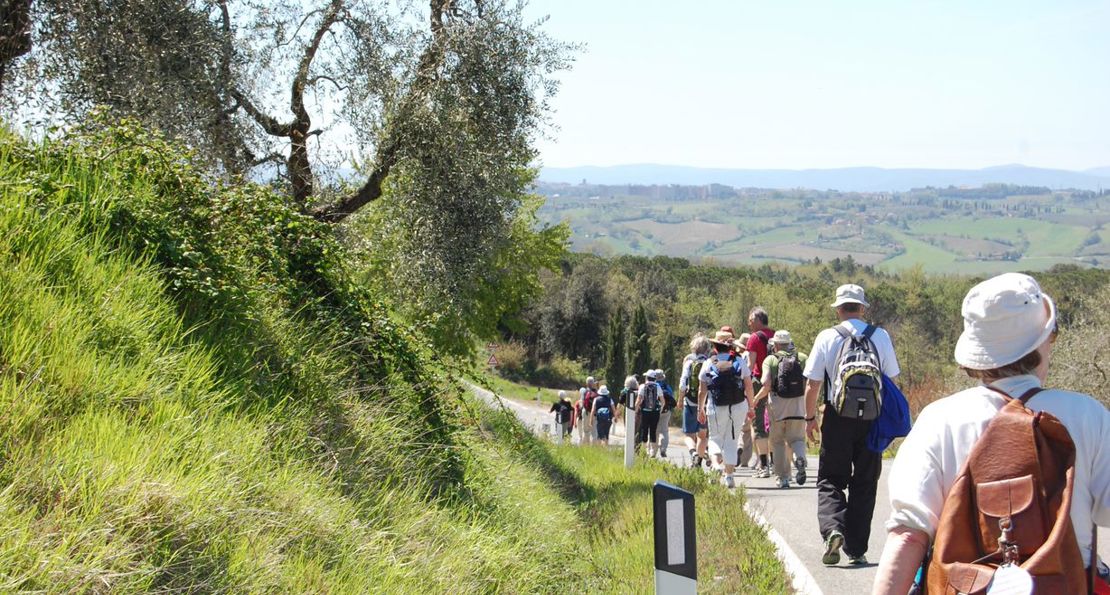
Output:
[927, 387, 1087, 594]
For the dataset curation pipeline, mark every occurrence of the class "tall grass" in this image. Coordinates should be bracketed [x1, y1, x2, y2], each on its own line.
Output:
[0, 124, 788, 592]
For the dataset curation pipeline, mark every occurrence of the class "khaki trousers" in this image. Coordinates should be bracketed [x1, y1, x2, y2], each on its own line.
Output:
[769, 418, 807, 480]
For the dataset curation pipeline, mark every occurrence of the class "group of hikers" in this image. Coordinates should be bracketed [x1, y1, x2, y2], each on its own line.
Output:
[546, 276, 1109, 593]
[548, 367, 678, 457]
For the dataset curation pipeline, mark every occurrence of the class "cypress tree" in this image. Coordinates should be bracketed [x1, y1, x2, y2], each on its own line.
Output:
[603, 307, 627, 391]
[659, 335, 677, 384]
[629, 304, 651, 379]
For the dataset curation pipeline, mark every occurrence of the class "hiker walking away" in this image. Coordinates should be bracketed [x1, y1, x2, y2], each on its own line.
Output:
[680, 335, 712, 468]
[591, 385, 616, 443]
[698, 328, 754, 488]
[573, 387, 588, 444]
[550, 391, 574, 438]
[802, 284, 900, 566]
[618, 376, 639, 433]
[872, 273, 1110, 594]
[655, 369, 677, 459]
[736, 331, 755, 468]
[753, 331, 809, 489]
[745, 309, 776, 476]
[636, 370, 664, 457]
[581, 377, 598, 445]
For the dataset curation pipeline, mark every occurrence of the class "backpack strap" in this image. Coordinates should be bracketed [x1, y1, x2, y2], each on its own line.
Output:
[984, 384, 1044, 405]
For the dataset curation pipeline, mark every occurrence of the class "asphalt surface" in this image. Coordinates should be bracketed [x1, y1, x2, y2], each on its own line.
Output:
[472, 385, 1110, 595]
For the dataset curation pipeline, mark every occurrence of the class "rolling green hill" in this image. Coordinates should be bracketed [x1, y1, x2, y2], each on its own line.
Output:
[537, 184, 1110, 273]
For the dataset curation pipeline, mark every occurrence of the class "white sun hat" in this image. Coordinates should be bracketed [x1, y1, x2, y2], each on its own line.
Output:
[831, 284, 870, 308]
[598, 385, 610, 396]
[771, 330, 793, 345]
[954, 273, 1057, 370]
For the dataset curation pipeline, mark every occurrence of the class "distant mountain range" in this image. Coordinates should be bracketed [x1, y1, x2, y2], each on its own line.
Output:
[539, 164, 1110, 192]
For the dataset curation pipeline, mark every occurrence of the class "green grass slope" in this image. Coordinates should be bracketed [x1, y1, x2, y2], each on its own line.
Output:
[0, 125, 787, 592]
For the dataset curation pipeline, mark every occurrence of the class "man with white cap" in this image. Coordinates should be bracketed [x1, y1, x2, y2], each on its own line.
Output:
[753, 330, 809, 489]
[802, 283, 901, 566]
[697, 328, 755, 488]
[872, 273, 1110, 594]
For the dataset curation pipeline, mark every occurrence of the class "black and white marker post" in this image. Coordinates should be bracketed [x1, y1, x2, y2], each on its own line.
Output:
[652, 481, 697, 594]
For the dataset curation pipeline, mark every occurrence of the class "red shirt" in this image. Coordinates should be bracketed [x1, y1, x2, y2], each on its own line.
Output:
[746, 328, 775, 381]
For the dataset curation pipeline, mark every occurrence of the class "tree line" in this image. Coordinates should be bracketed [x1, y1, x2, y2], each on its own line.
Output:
[503, 253, 1110, 406]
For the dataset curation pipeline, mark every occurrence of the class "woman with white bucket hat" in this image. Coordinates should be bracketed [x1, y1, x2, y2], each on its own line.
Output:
[872, 273, 1110, 594]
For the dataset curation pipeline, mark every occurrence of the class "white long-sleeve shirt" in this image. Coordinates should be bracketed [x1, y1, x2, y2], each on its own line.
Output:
[885, 374, 1110, 565]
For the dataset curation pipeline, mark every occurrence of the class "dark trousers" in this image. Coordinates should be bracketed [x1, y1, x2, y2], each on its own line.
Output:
[638, 410, 660, 444]
[817, 411, 882, 557]
[596, 417, 613, 441]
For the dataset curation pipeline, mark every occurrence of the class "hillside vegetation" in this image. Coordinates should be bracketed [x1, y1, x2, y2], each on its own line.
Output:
[500, 251, 1110, 413]
[0, 126, 787, 592]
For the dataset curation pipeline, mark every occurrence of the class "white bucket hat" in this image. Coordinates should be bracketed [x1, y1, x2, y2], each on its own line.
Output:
[771, 330, 793, 345]
[598, 385, 610, 396]
[831, 284, 869, 308]
[954, 273, 1057, 370]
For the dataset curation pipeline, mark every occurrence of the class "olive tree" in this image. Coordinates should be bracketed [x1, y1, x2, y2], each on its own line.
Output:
[10, 0, 573, 354]
[12, 0, 569, 219]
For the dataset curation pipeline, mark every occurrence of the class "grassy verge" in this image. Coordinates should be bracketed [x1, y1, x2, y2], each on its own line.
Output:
[475, 385, 791, 594]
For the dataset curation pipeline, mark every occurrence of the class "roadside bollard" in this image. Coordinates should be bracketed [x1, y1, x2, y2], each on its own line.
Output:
[653, 481, 696, 594]
[624, 410, 635, 469]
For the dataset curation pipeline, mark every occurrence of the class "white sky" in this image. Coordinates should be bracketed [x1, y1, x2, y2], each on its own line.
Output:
[524, 0, 1110, 171]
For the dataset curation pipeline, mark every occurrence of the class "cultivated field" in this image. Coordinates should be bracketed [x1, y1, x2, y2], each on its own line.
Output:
[538, 183, 1110, 272]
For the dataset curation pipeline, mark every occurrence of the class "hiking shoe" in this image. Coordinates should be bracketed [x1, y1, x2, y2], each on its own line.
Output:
[777, 477, 790, 489]
[755, 466, 771, 479]
[794, 456, 807, 485]
[847, 554, 868, 566]
[722, 474, 736, 489]
[822, 531, 844, 565]
[660, 449, 667, 458]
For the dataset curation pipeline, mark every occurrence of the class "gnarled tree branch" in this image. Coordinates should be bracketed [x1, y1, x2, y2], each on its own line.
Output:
[0, 0, 33, 92]
[231, 88, 294, 137]
[311, 0, 453, 223]
[291, 0, 343, 123]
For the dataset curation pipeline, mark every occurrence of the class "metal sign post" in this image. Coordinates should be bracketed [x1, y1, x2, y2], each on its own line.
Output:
[653, 481, 696, 595]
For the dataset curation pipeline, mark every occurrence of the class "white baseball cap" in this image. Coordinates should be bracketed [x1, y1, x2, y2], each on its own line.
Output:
[954, 273, 1057, 370]
[831, 284, 869, 308]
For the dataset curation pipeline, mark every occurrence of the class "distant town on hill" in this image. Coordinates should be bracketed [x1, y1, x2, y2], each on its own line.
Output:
[539, 164, 1110, 192]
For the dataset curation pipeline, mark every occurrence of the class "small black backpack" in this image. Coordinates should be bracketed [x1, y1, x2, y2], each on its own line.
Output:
[774, 353, 806, 398]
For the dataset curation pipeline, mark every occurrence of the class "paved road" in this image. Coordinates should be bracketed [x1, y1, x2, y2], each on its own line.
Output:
[472, 386, 1109, 595]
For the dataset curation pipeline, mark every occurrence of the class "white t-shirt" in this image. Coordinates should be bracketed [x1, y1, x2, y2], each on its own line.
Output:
[802, 319, 901, 390]
[885, 375, 1110, 564]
